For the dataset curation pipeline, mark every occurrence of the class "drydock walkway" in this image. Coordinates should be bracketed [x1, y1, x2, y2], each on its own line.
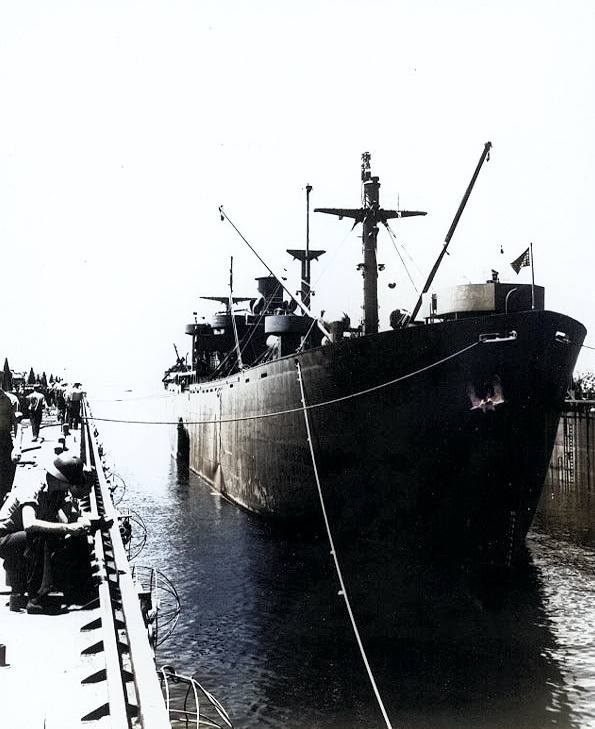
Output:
[0, 400, 171, 729]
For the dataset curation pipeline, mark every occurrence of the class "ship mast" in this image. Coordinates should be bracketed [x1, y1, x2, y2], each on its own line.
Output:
[287, 184, 325, 310]
[316, 153, 426, 335]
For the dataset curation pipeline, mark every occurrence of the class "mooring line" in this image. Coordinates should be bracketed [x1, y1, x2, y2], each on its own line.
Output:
[86, 339, 480, 426]
[295, 360, 393, 729]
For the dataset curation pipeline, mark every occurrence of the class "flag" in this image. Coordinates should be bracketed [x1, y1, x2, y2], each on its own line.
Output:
[510, 247, 530, 274]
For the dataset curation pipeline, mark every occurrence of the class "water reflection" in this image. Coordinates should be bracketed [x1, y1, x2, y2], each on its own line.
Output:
[528, 533, 595, 729]
[529, 474, 595, 729]
[535, 478, 595, 546]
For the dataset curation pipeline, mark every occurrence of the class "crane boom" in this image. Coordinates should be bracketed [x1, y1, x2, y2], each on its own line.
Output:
[408, 141, 492, 323]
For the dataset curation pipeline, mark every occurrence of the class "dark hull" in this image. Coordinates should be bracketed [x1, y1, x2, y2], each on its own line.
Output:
[167, 309, 585, 571]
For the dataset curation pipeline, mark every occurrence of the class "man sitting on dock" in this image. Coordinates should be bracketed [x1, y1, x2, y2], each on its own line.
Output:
[0, 454, 94, 614]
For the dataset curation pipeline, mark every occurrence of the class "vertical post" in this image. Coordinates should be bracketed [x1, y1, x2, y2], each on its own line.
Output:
[361, 165, 380, 335]
[304, 184, 313, 309]
[229, 257, 243, 371]
[530, 242, 535, 310]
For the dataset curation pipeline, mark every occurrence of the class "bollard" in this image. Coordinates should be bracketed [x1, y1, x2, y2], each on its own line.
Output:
[0, 644, 7, 667]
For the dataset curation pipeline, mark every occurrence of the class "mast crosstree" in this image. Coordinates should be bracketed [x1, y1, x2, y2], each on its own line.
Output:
[316, 152, 426, 334]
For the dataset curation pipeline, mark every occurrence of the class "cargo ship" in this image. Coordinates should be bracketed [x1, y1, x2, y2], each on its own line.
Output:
[164, 147, 586, 573]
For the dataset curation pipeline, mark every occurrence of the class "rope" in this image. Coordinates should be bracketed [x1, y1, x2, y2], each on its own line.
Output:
[295, 360, 393, 729]
[383, 222, 419, 294]
[310, 225, 356, 295]
[85, 339, 480, 426]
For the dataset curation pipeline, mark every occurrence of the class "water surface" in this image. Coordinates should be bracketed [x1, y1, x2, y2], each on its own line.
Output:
[92, 392, 595, 728]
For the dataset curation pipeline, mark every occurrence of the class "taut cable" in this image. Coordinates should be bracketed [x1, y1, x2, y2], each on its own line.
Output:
[295, 360, 393, 729]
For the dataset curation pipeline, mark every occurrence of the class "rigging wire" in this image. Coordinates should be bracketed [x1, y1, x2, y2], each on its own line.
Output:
[233, 282, 285, 365]
[295, 359, 393, 729]
[385, 221, 425, 277]
[383, 222, 421, 294]
[219, 206, 331, 339]
[295, 316, 320, 353]
[310, 225, 357, 301]
[85, 339, 480, 426]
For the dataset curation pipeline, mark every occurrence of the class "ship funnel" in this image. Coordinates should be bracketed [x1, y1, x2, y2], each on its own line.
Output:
[255, 275, 284, 312]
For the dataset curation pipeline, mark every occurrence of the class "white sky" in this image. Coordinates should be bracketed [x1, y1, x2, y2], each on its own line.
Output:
[1, 0, 595, 392]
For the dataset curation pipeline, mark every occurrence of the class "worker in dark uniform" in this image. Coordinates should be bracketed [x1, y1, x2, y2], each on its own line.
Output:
[26, 384, 47, 441]
[0, 387, 22, 504]
[56, 382, 67, 423]
[0, 454, 93, 613]
[65, 382, 84, 429]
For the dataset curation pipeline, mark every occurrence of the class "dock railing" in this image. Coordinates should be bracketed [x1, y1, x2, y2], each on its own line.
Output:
[80, 396, 171, 728]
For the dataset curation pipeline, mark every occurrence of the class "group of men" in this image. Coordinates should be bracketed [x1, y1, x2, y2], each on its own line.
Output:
[0, 381, 96, 614]
[48, 381, 85, 429]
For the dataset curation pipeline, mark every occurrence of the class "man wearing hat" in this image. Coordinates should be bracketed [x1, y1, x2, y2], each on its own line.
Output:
[56, 381, 67, 423]
[0, 454, 93, 613]
[65, 382, 84, 429]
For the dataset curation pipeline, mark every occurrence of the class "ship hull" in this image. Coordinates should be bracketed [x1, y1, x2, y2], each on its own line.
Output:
[167, 309, 585, 571]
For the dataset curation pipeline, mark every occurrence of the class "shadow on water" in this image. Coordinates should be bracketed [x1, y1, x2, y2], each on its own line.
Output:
[95, 409, 574, 729]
